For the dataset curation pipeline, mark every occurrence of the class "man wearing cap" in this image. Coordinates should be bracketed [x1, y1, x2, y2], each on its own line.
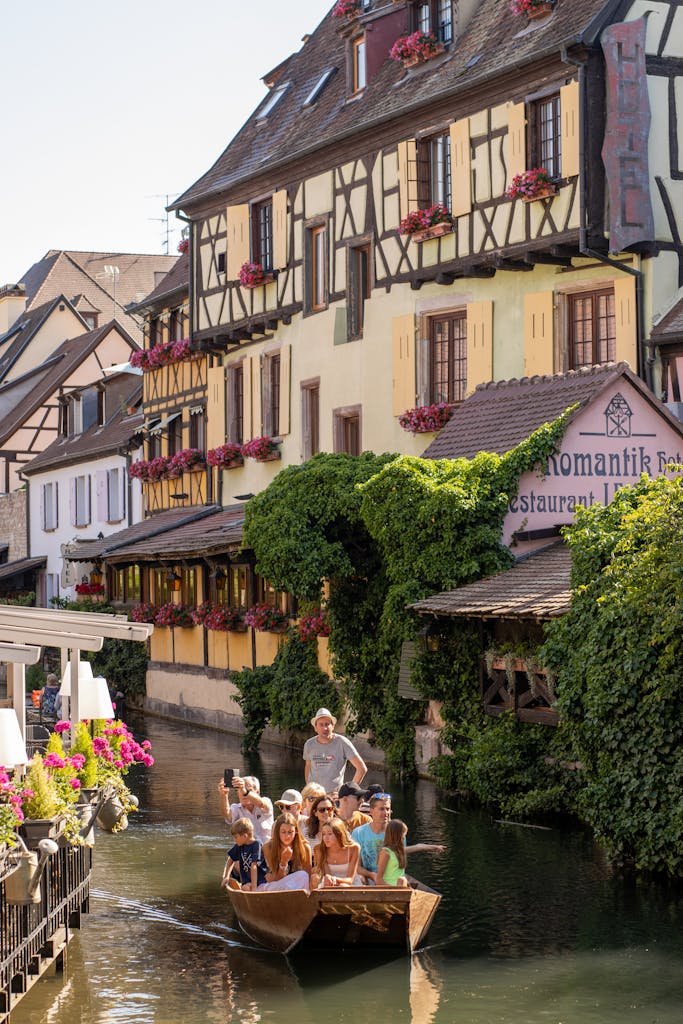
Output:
[275, 789, 303, 821]
[304, 708, 367, 795]
[337, 782, 372, 833]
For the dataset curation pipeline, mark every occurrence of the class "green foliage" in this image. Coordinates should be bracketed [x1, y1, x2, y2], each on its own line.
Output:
[542, 475, 683, 876]
[26, 664, 46, 691]
[87, 638, 148, 699]
[0, 591, 35, 606]
[22, 755, 62, 820]
[71, 722, 98, 788]
[231, 631, 340, 753]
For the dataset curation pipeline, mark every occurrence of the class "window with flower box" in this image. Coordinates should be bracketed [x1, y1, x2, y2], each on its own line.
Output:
[568, 288, 616, 369]
[430, 312, 467, 404]
[413, 0, 453, 44]
[252, 199, 274, 272]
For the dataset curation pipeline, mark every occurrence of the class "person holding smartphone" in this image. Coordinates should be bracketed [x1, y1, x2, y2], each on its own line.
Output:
[217, 773, 274, 845]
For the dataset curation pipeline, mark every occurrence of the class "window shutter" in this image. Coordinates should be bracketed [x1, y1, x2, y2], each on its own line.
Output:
[226, 203, 251, 280]
[119, 470, 126, 520]
[507, 102, 527, 185]
[262, 357, 273, 436]
[523, 292, 555, 376]
[450, 118, 472, 217]
[252, 354, 263, 438]
[69, 478, 76, 527]
[54, 481, 59, 528]
[614, 277, 637, 367]
[302, 387, 311, 459]
[96, 470, 108, 522]
[397, 139, 418, 223]
[40, 484, 46, 531]
[272, 190, 288, 270]
[206, 365, 227, 450]
[466, 301, 493, 395]
[392, 314, 416, 416]
[86, 475, 92, 526]
[560, 80, 580, 179]
[243, 357, 253, 443]
[415, 336, 431, 408]
[278, 344, 291, 436]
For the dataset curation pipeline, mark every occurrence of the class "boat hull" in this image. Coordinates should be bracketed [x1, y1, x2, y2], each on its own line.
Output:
[227, 881, 441, 955]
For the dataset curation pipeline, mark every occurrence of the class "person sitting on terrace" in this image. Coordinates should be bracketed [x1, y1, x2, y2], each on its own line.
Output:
[218, 774, 274, 845]
[303, 794, 336, 850]
[352, 794, 445, 884]
[337, 782, 371, 832]
[221, 817, 268, 891]
[301, 782, 326, 820]
[259, 812, 312, 892]
[40, 673, 61, 719]
[311, 817, 360, 889]
[303, 708, 367, 795]
[376, 819, 409, 888]
[274, 788, 303, 821]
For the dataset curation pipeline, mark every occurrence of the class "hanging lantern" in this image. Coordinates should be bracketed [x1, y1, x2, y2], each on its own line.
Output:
[90, 565, 103, 586]
[166, 569, 182, 593]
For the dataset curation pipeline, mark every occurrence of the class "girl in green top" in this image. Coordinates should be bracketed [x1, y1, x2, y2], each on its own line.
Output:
[376, 819, 409, 888]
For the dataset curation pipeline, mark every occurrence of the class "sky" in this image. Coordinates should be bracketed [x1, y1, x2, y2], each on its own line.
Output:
[0, 0, 332, 284]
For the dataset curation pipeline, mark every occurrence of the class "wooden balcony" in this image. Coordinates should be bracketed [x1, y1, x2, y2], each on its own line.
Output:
[482, 656, 559, 726]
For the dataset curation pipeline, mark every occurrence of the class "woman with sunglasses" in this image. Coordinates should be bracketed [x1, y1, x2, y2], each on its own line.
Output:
[311, 817, 360, 889]
[300, 782, 326, 821]
[303, 795, 336, 850]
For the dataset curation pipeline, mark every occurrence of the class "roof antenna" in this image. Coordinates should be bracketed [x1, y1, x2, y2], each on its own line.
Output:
[97, 265, 120, 322]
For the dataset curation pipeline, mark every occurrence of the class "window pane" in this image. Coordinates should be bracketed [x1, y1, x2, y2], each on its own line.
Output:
[437, 0, 453, 43]
[354, 38, 366, 92]
[310, 387, 320, 456]
[270, 356, 281, 436]
[312, 227, 327, 309]
[431, 315, 466, 403]
[597, 292, 616, 364]
[539, 95, 561, 179]
[258, 202, 273, 271]
[417, 3, 430, 31]
[430, 135, 451, 208]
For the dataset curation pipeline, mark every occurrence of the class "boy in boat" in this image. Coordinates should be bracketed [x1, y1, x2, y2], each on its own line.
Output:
[221, 818, 268, 891]
[303, 708, 367, 794]
[352, 794, 445, 884]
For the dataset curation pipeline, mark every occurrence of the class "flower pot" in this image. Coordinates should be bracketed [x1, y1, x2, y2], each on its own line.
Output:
[243, 273, 276, 289]
[409, 222, 454, 244]
[402, 43, 444, 68]
[253, 451, 281, 463]
[20, 816, 65, 849]
[221, 459, 244, 470]
[521, 186, 557, 203]
[96, 795, 128, 833]
[528, 2, 554, 19]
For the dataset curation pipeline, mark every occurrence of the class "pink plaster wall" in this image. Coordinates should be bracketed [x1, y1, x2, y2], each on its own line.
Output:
[504, 379, 683, 545]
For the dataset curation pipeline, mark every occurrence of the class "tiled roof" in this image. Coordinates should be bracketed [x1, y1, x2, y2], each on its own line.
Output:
[21, 378, 143, 476]
[19, 250, 177, 343]
[651, 293, 683, 343]
[411, 542, 572, 621]
[66, 506, 221, 563]
[421, 363, 664, 460]
[129, 253, 189, 313]
[0, 322, 136, 447]
[173, 0, 612, 211]
[0, 295, 87, 383]
[0, 556, 47, 582]
[105, 504, 246, 563]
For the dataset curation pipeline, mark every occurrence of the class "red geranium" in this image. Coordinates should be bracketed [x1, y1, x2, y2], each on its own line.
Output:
[244, 603, 288, 632]
[390, 31, 442, 64]
[207, 443, 243, 468]
[239, 262, 269, 288]
[506, 167, 553, 200]
[510, 0, 552, 13]
[241, 436, 280, 462]
[129, 603, 158, 624]
[333, 0, 361, 17]
[154, 603, 196, 628]
[398, 402, 455, 434]
[399, 203, 452, 236]
[298, 610, 331, 642]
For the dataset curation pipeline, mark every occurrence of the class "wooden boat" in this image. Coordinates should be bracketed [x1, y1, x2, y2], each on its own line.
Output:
[227, 878, 441, 955]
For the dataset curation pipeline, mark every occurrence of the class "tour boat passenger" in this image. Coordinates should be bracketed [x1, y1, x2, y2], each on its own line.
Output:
[303, 794, 336, 850]
[258, 812, 312, 892]
[218, 774, 274, 845]
[221, 817, 268, 891]
[376, 819, 409, 888]
[352, 795, 446, 884]
[274, 788, 303, 821]
[303, 708, 367, 794]
[336, 782, 371, 832]
[311, 817, 361, 888]
[300, 782, 325, 822]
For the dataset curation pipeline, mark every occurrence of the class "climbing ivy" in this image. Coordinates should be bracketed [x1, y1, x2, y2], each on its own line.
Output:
[542, 474, 683, 876]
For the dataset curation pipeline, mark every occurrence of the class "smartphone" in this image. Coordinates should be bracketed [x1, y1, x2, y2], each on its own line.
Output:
[224, 769, 240, 787]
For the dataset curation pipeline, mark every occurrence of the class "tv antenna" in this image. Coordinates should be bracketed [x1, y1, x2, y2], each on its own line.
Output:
[97, 265, 120, 319]
[147, 193, 180, 254]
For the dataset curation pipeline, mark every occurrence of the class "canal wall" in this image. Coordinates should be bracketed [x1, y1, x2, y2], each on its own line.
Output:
[143, 661, 387, 769]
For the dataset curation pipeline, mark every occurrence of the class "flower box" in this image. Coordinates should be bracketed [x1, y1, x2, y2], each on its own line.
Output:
[521, 186, 557, 203]
[528, 2, 554, 17]
[390, 31, 444, 68]
[510, 0, 554, 17]
[400, 203, 453, 238]
[20, 816, 66, 849]
[207, 443, 244, 470]
[242, 436, 281, 462]
[402, 43, 444, 68]
[506, 168, 555, 202]
[332, 0, 361, 18]
[244, 603, 289, 633]
[239, 262, 276, 289]
[131, 337, 199, 373]
[399, 402, 455, 434]
[410, 222, 454, 244]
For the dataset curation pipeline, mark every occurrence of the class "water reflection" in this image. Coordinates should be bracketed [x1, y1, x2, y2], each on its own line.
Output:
[10, 715, 683, 1024]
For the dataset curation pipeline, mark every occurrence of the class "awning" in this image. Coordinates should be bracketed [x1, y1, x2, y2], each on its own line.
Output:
[411, 543, 572, 622]
[0, 556, 47, 583]
[149, 411, 180, 434]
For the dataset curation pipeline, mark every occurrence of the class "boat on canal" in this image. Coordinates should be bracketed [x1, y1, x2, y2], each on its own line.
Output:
[227, 877, 441, 954]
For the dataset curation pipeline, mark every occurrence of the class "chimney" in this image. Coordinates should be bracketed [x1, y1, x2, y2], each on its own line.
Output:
[0, 284, 27, 335]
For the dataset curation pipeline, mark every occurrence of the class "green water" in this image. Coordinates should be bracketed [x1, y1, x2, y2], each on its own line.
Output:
[11, 716, 683, 1024]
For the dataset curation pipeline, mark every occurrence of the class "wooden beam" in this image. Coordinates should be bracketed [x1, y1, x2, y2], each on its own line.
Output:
[525, 252, 573, 267]
[435, 272, 456, 285]
[494, 256, 534, 272]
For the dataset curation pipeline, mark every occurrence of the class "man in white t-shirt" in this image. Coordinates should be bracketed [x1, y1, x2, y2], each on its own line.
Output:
[218, 774, 274, 845]
[303, 707, 367, 794]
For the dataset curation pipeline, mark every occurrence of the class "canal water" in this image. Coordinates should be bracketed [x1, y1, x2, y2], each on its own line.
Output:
[11, 716, 683, 1024]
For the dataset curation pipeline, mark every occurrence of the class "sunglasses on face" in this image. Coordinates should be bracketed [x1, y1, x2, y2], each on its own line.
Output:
[316, 805, 334, 813]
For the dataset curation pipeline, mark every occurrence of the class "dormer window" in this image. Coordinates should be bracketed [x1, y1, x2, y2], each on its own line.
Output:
[258, 83, 289, 120]
[304, 68, 337, 107]
[352, 34, 367, 94]
[414, 1, 453, 45]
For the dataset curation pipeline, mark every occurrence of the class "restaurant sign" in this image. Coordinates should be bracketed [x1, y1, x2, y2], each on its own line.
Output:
[504, 379, 683, 544]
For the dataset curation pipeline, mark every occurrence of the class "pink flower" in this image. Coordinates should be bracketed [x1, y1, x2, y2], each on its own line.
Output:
[70, 778, 81, 790]
[142, 755, 155, 767]
[398, 402, 455, 434]
[141, 740, 152, 751]
[93, 737, 109, 755]
[55, 720, 71, 733]
[21, 788, 34, 799]
[114, 759, 125, 770]
[67, 754, 86, 770]
[43, 753, 66, 769]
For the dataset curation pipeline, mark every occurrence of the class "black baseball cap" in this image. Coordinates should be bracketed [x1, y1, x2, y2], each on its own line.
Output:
[364, 783, 386, 798]
[338, 782, 369, 799]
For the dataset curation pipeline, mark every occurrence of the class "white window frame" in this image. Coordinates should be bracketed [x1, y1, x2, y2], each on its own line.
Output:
[75, 475, 91, 527]
[107, 468, 124, 523]
[42, 481, 58, 531]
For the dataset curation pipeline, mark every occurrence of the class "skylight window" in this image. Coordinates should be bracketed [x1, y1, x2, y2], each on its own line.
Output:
[258, 83, 289, 119]
[303, 68, 336, 107]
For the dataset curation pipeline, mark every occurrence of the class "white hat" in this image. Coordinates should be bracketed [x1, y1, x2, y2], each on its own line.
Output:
[275, 788, 303, 807]
[311, 707, 337, 728]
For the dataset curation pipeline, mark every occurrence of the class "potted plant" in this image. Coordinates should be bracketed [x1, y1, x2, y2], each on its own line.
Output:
[207, 443, 244, 470]
[177, 237, 189, 254]
[154, 602, 196, 628]
[399, 203, 454, 243]
[239, 261, 275, 288]
[20, 754, 68, 847]
[398, 402, 455, 434]
[510, 0, 554, 19]
[389, 31, 444, 68]
[193, 602, 246, 632]
[332, 0, 361, 18]
[241, 436, 281, 462]
[506, 167, 557, 202]
[91, 721, 153, 833]
[167, 448, 206, 476]
[244, 603, 289, 633]
[298, 609, 331, 642]
[130, 337, 199, 373]
[129, 602, 158, 624]
[0, 768, 24, 863]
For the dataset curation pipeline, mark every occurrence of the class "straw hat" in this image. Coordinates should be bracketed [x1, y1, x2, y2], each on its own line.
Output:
[311, 707, 337, 728]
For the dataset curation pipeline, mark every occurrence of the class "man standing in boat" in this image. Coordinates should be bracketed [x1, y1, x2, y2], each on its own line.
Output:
[303, 708, 367, 794]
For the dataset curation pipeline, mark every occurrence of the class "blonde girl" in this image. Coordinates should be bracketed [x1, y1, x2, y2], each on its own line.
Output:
[376, 818, 408, 888]
[259, 812, 312, 892]
[312, 817, 360, 888]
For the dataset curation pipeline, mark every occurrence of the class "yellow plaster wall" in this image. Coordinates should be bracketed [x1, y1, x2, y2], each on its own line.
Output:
[173, 626, 205, 666]
[146, 667, 243, 718]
